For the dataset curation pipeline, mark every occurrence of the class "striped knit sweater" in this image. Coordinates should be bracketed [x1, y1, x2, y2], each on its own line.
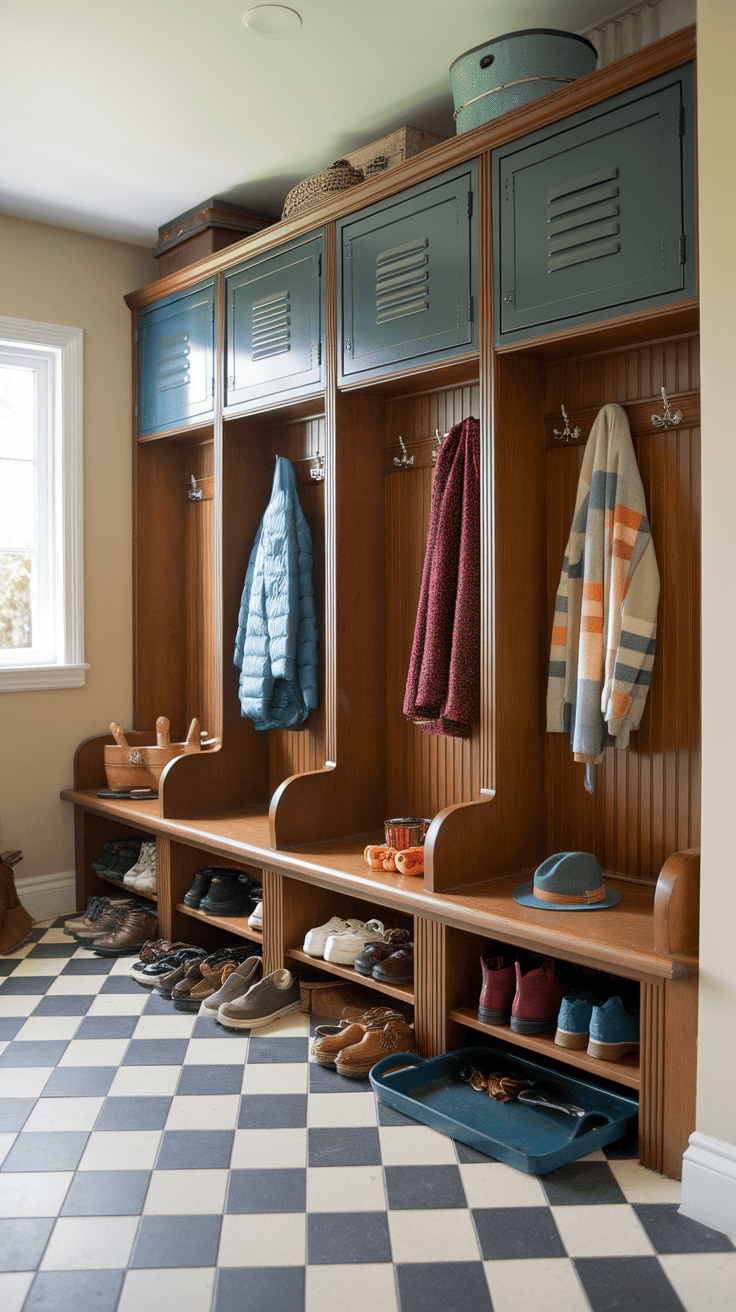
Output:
[547, 403, 659, 781]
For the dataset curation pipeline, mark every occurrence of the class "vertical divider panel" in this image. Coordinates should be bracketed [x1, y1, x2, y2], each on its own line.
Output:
[262, 869, 284, 974]
[155, 836, 172, 941]
[414, 916, 446, 1057]
[639, 979, 665, 1174]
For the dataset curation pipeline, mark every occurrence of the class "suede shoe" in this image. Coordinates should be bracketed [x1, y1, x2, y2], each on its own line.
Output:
[335, 1016, 416, 1079]
[372, 942, 414, 985]
[217, 968, 300, 1028]
[200, 956, 263, 1015]
[588, 996, 640, 1061]
[171, 946, 258, 1011]
[354, 928, 411, 977]
[311, 1007, 407, 1067]
[89, 907, 159, 956]
[510, 957, 565, 1035]
[555, 989, 598, 1049]
[478, 953, 516, 1024]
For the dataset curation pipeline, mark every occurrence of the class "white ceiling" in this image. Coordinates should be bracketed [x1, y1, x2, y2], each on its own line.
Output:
[1, 0, 623, 247]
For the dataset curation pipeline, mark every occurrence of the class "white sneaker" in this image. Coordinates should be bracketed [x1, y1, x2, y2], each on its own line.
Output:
[123, 840, 157, 887]
[134, 870, 157, 895]
[324, 919, 385, 965]
[248, 901, 263, 931]
[302, 916, 358, 958]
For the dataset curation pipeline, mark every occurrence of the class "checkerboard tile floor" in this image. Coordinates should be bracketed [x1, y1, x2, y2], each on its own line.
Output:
[0, 922, 733, 1312]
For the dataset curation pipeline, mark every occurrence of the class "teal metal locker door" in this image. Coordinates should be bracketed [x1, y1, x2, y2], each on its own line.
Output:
[225, 235, 322, 407]
[138, 281, 215, 436]
[494, 65, 696, 343]
[338, 160, 478, 381]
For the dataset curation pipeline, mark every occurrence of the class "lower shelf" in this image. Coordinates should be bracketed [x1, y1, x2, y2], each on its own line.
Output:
[286, 947, 414, 1005]
[449, 1006, 640, 1091]
[176, 902, 263, 944]
[93, 871, 157, 904]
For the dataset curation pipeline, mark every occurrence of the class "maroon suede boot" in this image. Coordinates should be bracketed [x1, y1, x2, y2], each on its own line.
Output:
[510, 957, 565, 1034]
[478, 954, 516, 1024]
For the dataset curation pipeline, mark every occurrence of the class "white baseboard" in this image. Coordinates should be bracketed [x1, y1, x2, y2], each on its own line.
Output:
[15, 871, 77, 923]
[681, 1132, 736, 1237]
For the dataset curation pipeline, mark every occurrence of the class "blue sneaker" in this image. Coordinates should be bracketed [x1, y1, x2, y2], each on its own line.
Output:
[588, 996, 640, 1061]
[555, 989, 597, 1050]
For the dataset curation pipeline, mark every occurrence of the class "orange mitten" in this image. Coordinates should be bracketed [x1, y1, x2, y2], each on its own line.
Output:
[364, 844, 389, 871]
[382, 848, 398, 872]
[395, 847, 425, 876]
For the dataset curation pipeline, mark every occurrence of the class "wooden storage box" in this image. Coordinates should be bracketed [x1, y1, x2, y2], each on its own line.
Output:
[152, 198, 276, 277]
[343, 125, 447, 178]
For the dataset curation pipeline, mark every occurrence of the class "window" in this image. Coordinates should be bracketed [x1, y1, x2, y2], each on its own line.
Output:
[0, 317, 86, 690]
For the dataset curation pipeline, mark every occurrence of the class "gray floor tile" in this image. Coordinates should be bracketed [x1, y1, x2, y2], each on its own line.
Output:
[385, 1164, 467, 1210]
[60, 959, 116, 975]
[633, 1203, 736, 1254]
[1, 1131, 89, 1173]
[74, 1015, 139, 1040]
[41, 1067, 117, 1098]
[95, 1095, 172, 1130]
[155, 1129, 234, 1170]
[0, 1097, 36, 1131]
[0, 957, 23, 976]
[308, 1061, 369, 1093]
[396, 1262, 492, 1312]
[248, 1037, 309, 1064]
[453, 1141, 497, 1164]
[602, 1121, 639, 1159]
[308, 1126, 381, 1168]
[238, 1094, 308, 1128]
[213, 1266, 305, 1312]
[377, 1101, 418, 1127]
[99, 976, 144, 995]
[575, 1256, 686, 1312]
[33, 996, 94, 1017]
[142, 989, 179, 1013]
[0, 1017, 27, 1040]
[0, 1217, 55, 1271]
[0, 1040, 69, 1067]
[226, 1168, 306, 1213]
[0, 976, 55, 995]
[177, 1064, 243, 1095]
[23, 1269, 125, 1311]
[25, 943, 79, 959]
[542, 1159, 628, 1206]
[472, 1205, 566, 1260]
[61, 1170, 150, 1216]
[307, 1210, 392, 1264]
[122, 1039, 189, 1065]
[130, 1213, 222, 1268]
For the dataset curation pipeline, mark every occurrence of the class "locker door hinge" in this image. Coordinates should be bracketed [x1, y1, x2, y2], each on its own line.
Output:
[210, 303, 215, 320]
[317, 341, 322, 366]
[134, 405, 138, 417]
[679, 235, 686, 264]
[345, 338, 353, 355]
[133, 329, 138, 343]
[345, 243, 352, 261]
[318, 253, 322, 277]
[468, 190, 474, 219]
[468, 296, 474, 323]
[678, 105, 685, 136]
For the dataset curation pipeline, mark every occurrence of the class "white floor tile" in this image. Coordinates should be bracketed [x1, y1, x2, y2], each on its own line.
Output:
[484, 1257, 592, 1312]
[45, 975, 105, 995]
[36, 929, 73, 943]
[58, 1039, 129, 1066]
[87, 993, 148, 1016]
[306, 1262, 398, 1312]
[387, 1208, 481, 1263]
[307, 1092, 377, 1128]
[378, 1125, 458, 1166]
[0, 1171, 74, 1218]
[240, 1062, 307, 1094]
[0, 1133, 17, 1166]
[40, 1214, 139, 1270]
[608, 1158, 683, 1203]
[250, 1012, 310, 1038]
[659, 1252, 736, 1311]
[23, 1096, 104, 1133]
[117, 1267, 216, 1312]
[0, 996, 41, 1017]
[184, 1037, 249, 1064]
[0, 1272, 35, 1312]
[231, 1128, 308, 1169]
[7, 942, 38, 959]
[10, 957, 71, 977]
[107, 955, 143, 975]
[218, 1212, 306, 1266]
[551, 1203, 655, 1257]
[13, 1016, 83, 1042]
[142, 1168, 228, 1215]
[132, 1014, 197, 1040]
[78, 1130, 162, 1171]
[306, 1165, 387, 1213]
[165, 1094, 239, 1130]
[0, 1041, 7, 1056]
[459, 1162, 547, 1208]
[108, 1065, 181, 1097]
[0, 1068, 54, 1098]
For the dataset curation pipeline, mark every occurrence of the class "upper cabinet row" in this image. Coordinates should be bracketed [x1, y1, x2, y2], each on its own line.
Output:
[136, 63, 695, 438]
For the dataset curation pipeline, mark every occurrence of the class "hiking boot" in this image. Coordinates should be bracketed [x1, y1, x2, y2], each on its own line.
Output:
[335, 1017, 416, 1079]
[217, 968, 300, 1029]
[91, 839, 142, 878]
[555, 989, 598, 1049]
[478, 953, 516, 1025]
[200, 956, 263, 1016]
[510, 957, 565, 1035]
[311, 1008, 406, 1067]
[587, 996, 640, 1061]
[63, 896, 130, 935]
[72, 901, 138, 940]
[198, 873, 255, 917]
[354, 928, 410, 977]
[89, 907, 159, 956]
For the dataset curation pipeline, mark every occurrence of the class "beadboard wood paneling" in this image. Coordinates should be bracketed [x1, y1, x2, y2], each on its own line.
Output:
[545, 338, 700, 882]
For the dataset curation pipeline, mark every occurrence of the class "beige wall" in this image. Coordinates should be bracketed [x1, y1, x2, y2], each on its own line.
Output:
[696, 0, 736, 1149]
[0, 215, 156, 880]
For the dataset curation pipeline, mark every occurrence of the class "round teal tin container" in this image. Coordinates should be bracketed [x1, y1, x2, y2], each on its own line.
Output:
[450, 28, 597, 133]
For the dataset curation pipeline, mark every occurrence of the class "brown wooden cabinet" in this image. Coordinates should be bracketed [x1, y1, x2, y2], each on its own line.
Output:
[64, 27, 699, 1179]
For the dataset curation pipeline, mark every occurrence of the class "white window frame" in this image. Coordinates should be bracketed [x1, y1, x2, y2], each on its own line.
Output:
[0, 316, 86, 691]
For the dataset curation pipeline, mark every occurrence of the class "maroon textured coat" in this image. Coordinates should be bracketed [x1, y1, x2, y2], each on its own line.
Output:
[403, 416, 480, 738]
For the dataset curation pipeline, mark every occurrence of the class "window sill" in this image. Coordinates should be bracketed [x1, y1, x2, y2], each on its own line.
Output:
[0, 663, 89, 692]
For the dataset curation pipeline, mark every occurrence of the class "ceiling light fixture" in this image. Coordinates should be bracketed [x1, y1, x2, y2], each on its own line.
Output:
[243, 5, 302, 39]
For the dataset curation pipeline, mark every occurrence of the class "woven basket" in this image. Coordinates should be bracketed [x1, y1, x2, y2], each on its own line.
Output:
[282, 159, 365, 221]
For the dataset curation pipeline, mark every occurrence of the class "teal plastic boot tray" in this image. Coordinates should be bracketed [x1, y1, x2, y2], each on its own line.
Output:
[369, 1044, 638, 1175]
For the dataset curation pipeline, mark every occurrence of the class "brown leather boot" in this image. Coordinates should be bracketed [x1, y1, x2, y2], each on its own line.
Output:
[335, 1017, 416, 1079]
[73, 901, 138, 940]
[310, 1007, 406, 1067]
[88, 907, 158, 956]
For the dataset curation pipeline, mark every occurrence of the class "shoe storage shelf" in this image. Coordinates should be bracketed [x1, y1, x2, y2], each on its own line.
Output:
[64, 27, 699, 1181]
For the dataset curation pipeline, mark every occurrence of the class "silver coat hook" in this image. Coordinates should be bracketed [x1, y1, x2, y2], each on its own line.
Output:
[553, 405, 581, 442]
[651, 387, 682, 429]
[309, 455, 325, 482]
[393, 435, 414, 468]
[188, 475, 203, 501]
[432, 428, 450, 465]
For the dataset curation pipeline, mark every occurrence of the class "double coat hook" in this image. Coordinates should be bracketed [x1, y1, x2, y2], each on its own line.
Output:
[651, 387, 682, 429]
[553, 405, 581, 442]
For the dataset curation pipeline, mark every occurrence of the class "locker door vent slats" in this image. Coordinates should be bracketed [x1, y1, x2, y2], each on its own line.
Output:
[251, 291, 291, 360]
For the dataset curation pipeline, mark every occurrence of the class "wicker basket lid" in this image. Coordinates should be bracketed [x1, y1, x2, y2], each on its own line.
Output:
[282, 158, 365, 220]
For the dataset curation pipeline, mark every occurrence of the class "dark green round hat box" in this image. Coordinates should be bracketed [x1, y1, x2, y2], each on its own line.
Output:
[450, 28, 597, 134]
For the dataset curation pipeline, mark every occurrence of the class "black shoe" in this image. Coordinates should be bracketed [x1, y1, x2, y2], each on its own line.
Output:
[91, 839, 142, 876]
[183, 869, 216, 908]
[199, 874, 256, 917]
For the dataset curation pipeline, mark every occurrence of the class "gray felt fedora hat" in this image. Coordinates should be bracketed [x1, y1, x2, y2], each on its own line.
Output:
[513, 851, 621, 911]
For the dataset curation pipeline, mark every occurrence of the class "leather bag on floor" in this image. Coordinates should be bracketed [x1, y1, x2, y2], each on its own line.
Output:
[0, 851, 33, 955]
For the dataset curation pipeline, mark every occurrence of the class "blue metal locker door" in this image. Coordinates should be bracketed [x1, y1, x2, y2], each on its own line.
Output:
[225, 235, 322, 407]
[138, 282, 215, 436]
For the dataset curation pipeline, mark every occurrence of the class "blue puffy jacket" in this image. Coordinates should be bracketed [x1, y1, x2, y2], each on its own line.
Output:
[233, 457, 318, 729]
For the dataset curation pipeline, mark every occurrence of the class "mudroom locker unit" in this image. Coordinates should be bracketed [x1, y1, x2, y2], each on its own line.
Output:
[63, 26, 700, 1179]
